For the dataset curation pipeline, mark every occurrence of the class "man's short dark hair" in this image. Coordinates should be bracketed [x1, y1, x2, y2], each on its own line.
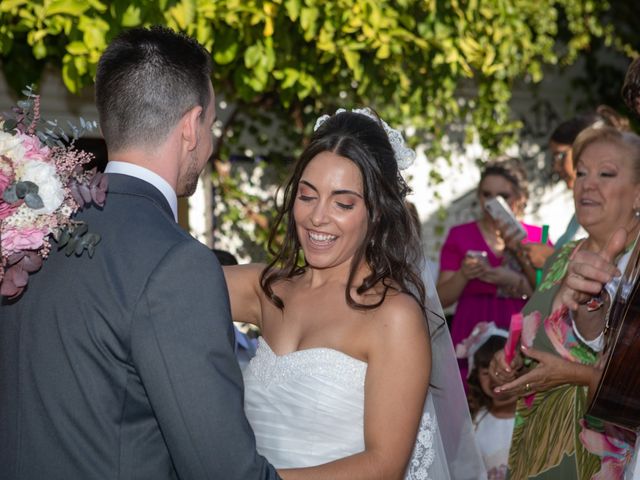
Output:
[95, 26, 213, 152]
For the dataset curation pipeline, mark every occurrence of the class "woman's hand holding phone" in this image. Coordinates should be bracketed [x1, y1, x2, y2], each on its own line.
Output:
[461, 250, 489, 279]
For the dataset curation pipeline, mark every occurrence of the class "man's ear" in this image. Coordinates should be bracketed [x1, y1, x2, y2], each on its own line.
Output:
[182, 105, 203, 152]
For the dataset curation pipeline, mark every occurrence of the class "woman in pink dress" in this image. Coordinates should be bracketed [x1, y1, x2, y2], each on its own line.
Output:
[436, 159, 546, 384]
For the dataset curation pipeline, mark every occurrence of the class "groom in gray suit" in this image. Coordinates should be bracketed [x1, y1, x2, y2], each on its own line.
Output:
[0, 27, 279, 480]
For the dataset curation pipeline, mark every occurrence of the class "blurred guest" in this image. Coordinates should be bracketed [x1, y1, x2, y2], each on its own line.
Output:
[436, 158, 543, 383]
[622, 57, 640, 117]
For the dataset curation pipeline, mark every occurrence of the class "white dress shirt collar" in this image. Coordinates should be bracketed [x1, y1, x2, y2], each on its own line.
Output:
[105, 161, 178, 222]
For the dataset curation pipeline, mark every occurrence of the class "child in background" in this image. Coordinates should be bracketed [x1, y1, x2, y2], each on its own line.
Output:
[457, 322, 516, 480]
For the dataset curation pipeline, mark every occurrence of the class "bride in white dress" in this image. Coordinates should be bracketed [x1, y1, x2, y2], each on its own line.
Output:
[224, 108, 484, 479]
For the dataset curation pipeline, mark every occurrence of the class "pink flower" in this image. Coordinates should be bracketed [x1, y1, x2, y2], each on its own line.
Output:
[592, 458, 626, 480]
[456, 321, 493, 358]
[579, 419, 630, 480]
[0, 155, 18, 220]
[18, 133, 50, 162]
[579, 419, 628, 458]
[521, 311, 542, 348]
[543, 306, 576, 361]
[1, 227, 47, 256]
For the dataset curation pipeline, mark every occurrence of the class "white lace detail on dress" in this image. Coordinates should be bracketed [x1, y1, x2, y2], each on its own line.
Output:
[405, 411, 436, 480]
[248, 338, 366, 388]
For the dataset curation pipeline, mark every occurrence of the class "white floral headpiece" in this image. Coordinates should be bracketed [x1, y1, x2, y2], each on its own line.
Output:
[313, 107, 416, 170]
[455, 321, 508, 376]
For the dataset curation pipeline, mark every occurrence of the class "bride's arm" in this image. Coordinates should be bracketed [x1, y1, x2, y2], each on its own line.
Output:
[279, 295, 431, 480]
[222, 264, 265, 327]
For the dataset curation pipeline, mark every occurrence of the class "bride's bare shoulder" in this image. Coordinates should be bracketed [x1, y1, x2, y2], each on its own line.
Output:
[368, 291, 429, 344]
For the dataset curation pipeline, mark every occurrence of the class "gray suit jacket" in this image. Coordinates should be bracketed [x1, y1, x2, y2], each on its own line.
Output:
[0, 173, 279, 480]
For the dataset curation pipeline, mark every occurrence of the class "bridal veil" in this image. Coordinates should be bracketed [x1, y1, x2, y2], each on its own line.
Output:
[408, 263, 486, 480]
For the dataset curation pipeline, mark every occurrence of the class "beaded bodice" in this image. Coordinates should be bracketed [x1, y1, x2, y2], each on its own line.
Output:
[242, 337, 440, 479]
[242, 337, 367, 468]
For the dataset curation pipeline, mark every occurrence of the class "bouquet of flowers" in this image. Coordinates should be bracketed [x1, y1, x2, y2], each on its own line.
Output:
[0, 87, 108, 299]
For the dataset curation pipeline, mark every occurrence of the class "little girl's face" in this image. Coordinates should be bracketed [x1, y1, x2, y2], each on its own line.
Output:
[478, 367, 518, 407]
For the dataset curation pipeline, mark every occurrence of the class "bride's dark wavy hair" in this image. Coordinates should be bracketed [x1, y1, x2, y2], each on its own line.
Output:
[260, 110, 426, 311]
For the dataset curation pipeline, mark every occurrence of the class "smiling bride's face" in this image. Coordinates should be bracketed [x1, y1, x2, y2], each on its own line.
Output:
[293, 151, 369, 271]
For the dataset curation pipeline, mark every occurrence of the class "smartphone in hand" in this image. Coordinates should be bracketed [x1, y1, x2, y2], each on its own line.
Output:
[484, 196, 527, 241]
[465, 250, 489, 265]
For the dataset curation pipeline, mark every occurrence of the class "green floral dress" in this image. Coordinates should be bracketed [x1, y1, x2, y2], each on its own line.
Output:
[507, 241, 636, 479]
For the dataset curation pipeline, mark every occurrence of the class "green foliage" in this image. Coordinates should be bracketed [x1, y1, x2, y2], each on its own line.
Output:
[1, 0, 635, 256]
[1, 1, 632, 141]
[2, 180, 44, 209]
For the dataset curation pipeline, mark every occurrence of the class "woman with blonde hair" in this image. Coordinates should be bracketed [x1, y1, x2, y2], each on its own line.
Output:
[492, 126, 640, 479]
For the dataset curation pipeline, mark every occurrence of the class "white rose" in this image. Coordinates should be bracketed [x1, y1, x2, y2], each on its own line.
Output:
[0, 131, 25, 162]
[19, 160, 65, 214]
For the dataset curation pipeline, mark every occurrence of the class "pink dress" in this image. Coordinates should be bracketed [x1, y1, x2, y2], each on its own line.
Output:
[439, 221, 546, 383]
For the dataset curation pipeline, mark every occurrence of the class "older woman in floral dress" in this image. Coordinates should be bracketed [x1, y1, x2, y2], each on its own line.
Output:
[491, 126, 640, 479]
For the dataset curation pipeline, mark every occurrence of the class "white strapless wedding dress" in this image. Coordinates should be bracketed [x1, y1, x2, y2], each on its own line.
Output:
[243, 337, 450, 479]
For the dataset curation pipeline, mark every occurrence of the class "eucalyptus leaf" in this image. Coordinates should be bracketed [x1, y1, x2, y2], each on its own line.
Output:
[83, 232, 101, 246]
[16, 99, 32, 110]
[74, 223, 89, 237]
[3, 185, 18, 203]
[58, 228, 71, 246]
[22, 181, 39, 194]
[64, 239, 77, 256]
[15, 182, 28, 198]
[74, 240, 85, 256]
[3, 119, 17, 131]
[24, 192, 44, 210]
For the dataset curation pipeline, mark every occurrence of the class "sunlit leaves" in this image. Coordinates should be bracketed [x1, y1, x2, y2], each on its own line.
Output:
[166, 0, 196, 31]
[0, 0, 633, 157]
[212, 29, 239, 65]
